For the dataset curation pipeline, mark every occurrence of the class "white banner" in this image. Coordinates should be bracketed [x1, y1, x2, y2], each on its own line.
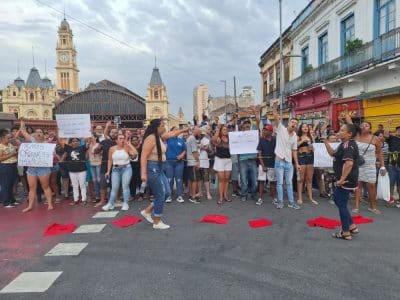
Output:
[56, 114, 92, 138]
[313, 143, 340, 168]
[18, 143, 56, 167]
[229, 130, 259, 155]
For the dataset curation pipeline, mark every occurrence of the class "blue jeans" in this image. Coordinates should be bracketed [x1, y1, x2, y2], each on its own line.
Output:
[239, 159, 258, 198]
[147, 161, 171, 217]
[0, 163, 18, 206]
[165, 160, 184, 197]
[91, 165, 101, 199]
[388, 164, 400, 188]
[333, 186, 354, 232]
[275, 159, 294, 205]
[108, 165, 132, 205]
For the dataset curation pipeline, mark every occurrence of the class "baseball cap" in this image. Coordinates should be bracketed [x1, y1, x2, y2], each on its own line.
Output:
[263, 124, 273, 131]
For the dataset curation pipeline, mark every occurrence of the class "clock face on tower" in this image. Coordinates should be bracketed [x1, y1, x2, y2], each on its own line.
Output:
[59, 52, 70, 63]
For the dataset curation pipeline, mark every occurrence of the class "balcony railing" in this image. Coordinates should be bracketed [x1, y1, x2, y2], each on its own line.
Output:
[285, 27, 400, 95]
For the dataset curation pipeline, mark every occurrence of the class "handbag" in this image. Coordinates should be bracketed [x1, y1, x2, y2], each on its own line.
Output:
[358, 136, 374, 166]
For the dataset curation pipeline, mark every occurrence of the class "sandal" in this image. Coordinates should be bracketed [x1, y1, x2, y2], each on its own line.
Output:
[349, 226, 359, 235]
[310, 199, 319, 205]
[70, 201, 78, 206]
[351, 208, 360, 214]
[217, 199, 223, 205]
[225, 198, 232, 202]
[320, 192, 329, 198]
[297, 200, 303, 205]
[367, 207, 381, 215]
[332, 231, 352, 241]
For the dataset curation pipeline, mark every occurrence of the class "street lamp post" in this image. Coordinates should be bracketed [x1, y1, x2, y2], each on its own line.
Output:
[279, 0, 284, 121]
[220, 80, 227, 123]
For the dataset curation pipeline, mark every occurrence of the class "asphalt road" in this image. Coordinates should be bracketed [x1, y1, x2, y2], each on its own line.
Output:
[1, 194, 400, 300]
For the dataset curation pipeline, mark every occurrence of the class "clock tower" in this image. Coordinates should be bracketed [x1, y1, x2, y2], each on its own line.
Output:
[55, 18, 79, 93]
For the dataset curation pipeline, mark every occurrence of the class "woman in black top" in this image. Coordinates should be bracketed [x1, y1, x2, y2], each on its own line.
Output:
[297, 123, 317, 205]
[212, 125, 232, 204]
[61, 138, 88, 206]
[323, 124, 359, 241]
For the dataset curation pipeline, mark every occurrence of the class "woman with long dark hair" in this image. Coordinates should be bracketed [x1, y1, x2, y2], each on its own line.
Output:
[297, 123, 317, 205]
[140, 119, 188, 229]
[212, 125, 232, 205]
[323, 123, 360, 241]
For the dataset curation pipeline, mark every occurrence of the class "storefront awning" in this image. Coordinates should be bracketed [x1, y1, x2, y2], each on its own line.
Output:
[356, 87, 400, 100]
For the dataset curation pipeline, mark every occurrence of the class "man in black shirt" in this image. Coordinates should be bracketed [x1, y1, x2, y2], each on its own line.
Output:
[384, 120, 400, 205]
[95, 128, 117, 207]
[256, 124, 276, 205]
[324, 124, 359, 241]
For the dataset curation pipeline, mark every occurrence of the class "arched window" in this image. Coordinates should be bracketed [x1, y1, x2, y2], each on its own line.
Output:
[13, 110, 18, 119]
[26, 110, 37, 118]
[12, 91, 16, 96]
[29, 93, 34, 101]
[154, 90, 159, 99]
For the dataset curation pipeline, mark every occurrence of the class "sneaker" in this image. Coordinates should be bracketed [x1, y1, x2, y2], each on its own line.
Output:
[276, 203, 284, 209]
[165, 197, 172, 203]
[4, 204, 16, 208]
[328, 199, 335, 205]
[153, 221, 170, 230]
[241, 196, 247, 202]
[102, 203, 114, 211]
[288, 203, 301, 210]
[121, 203, 129, 211]
[256, 198, 263, 205]
[176, 196, 184, 203]
[396, 203, 400, 209]
[272, 198, 278, 205]
[140, 210, 154, 224]
[189, 198, 201, 204]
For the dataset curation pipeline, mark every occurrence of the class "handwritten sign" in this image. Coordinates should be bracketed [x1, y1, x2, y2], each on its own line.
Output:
[56, 114, 91, 138]
[18, 143, 56, 167]
[313, 143, 340, 168]
[229, 130, 259, 155]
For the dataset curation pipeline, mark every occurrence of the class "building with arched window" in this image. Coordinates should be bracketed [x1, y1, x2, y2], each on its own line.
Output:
[54, 79, 145, 128]
[1, 67, 58, 120]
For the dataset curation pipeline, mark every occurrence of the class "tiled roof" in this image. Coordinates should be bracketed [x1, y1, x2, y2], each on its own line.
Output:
[13, 77, 25, 88]
[150, 67, 163, 85]
[25, 67, 42, 88]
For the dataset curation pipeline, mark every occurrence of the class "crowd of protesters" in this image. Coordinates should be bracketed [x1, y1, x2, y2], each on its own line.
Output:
[1, 105, 400, 236]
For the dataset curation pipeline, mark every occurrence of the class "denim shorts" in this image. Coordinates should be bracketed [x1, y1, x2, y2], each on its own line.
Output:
[298, 152, 314, 165]
[27, 167, 51, 177]
[50, 164, 59, 173]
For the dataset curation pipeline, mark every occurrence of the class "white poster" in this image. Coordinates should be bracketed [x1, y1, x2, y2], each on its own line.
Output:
[313, 143, 340, 168]
[56, 114, 92, 138]
[229, 130, 259, 155]
[18, 143, 56, 167]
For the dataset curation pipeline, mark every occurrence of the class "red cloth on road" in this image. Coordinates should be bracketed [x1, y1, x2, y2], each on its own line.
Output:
[44, 223, 77, 236]
[307, 217, 342, 229]
[248, 218, 273, 228]
[352, 215, 373, 225]
[112, 215, 143, 228]
[200, 214, 229, 224]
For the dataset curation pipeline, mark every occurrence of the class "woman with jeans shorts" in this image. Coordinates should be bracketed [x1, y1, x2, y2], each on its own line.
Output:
[140, 119, 189, 229]
[102, 134, 137, 211]
[19, 120, 54, 212]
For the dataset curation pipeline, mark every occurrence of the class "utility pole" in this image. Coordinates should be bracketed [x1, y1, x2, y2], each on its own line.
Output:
[279, 0, 284, 121]
[220, 80, 227, 123]
[233, 76, 238, 113]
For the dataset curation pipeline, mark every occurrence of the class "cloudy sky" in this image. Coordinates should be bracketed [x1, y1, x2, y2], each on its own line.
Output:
[0, 0, 309, 119]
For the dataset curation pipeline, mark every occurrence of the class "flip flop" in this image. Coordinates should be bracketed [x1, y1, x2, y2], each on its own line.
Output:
[367, 207, 381, 215]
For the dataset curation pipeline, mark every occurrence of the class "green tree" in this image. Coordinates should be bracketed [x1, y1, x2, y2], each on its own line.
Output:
[345, 39, 363, 54]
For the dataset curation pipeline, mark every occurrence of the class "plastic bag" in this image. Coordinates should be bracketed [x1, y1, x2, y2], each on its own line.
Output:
[377, 173, 390, 201]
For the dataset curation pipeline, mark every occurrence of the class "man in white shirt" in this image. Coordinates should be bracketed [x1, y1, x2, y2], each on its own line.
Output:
[272, 101, 301, 209]
[199, 126, 212, 200]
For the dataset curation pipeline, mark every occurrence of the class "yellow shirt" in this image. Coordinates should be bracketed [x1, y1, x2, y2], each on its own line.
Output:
[0, 143, 17, 164]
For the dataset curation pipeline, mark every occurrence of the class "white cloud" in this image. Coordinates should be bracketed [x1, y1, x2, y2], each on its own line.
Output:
[0, 0, 309, 118]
